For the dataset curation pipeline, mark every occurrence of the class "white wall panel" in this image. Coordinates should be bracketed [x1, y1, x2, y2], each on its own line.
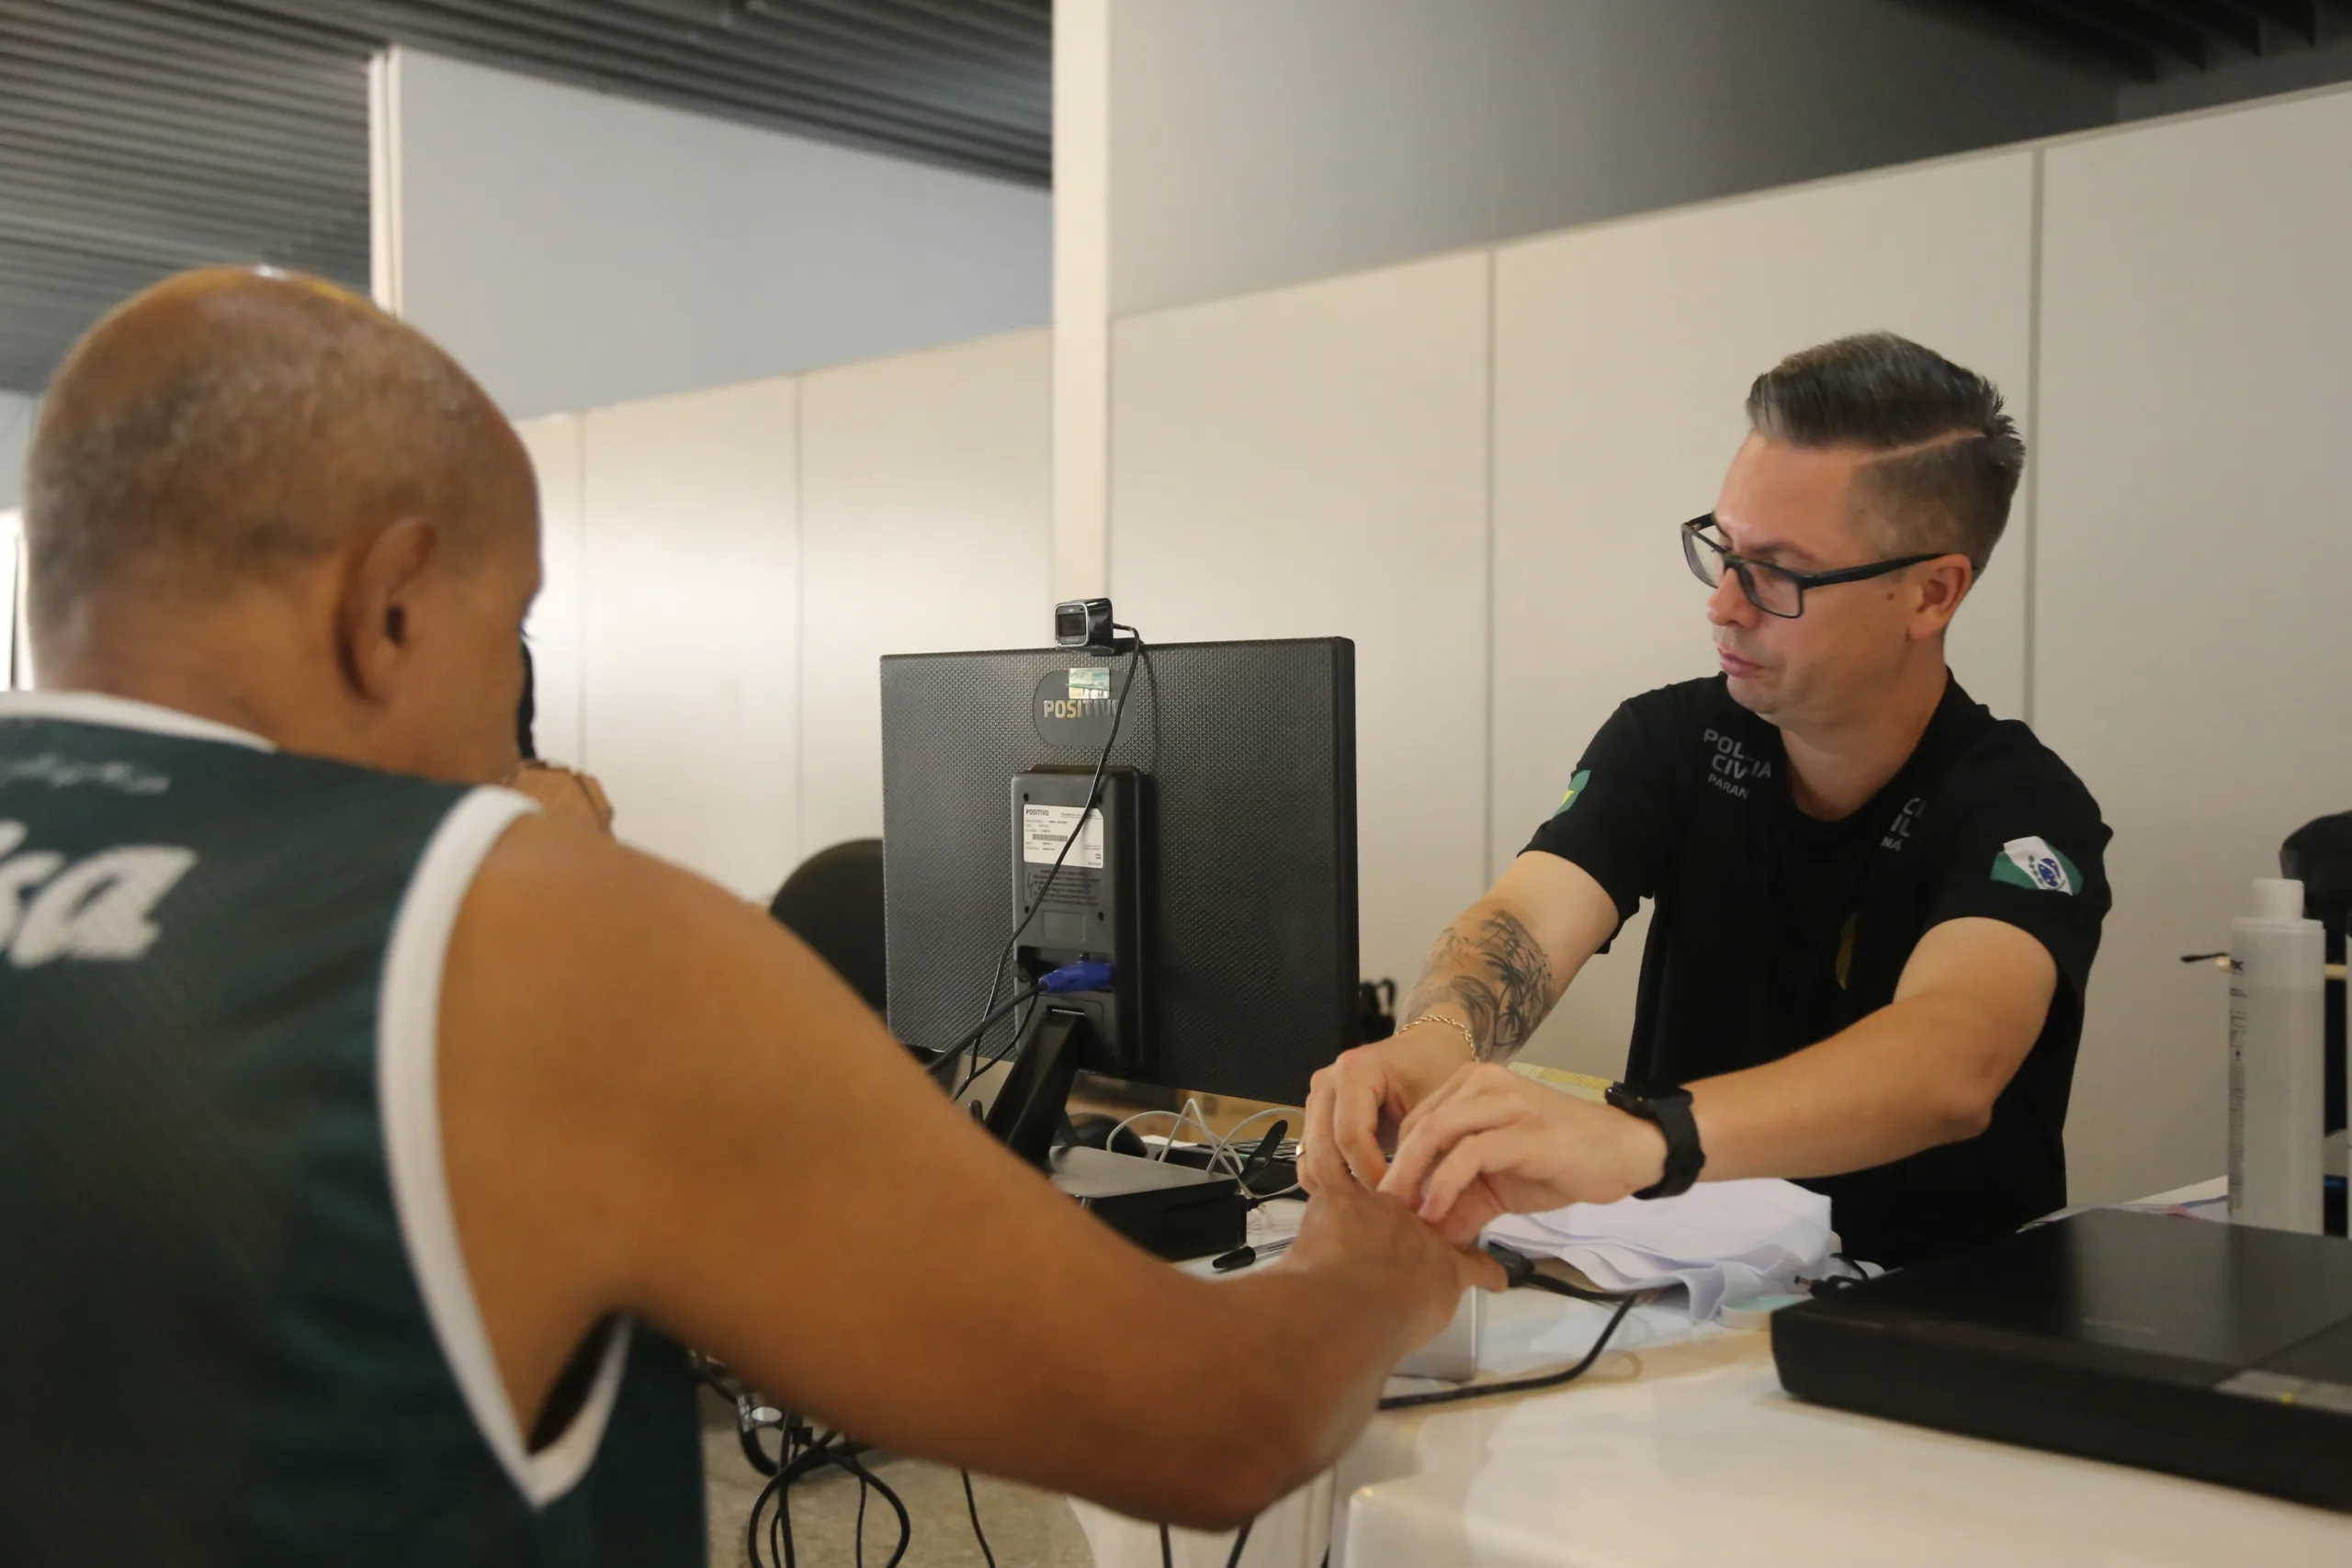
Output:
[2039, 92, 2352, 1204]
[514, 414, 585, 769]
[582, 379, 799, 900]
[1055, 0, 1112, 602]
[382, 48, 1049, 420]
[0, 392, 35, 513]
[1110, 254, 1491, 1003]
[798, 330, 1052, 855]
[1103, 0, 2106, 317]
[1491, 151, 2039, 1077]
[1, 508, 19, 690]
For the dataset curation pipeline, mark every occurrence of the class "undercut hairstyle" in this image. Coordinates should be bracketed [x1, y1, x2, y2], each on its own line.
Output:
[24, 271, 523, 636]
[1745, 333, 2023, 574]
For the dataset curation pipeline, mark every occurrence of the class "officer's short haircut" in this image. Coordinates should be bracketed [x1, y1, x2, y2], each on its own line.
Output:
[1745, 333, 2023, 575]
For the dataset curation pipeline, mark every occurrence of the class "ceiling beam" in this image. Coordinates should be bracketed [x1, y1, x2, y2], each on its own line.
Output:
[1939, 0, 2164, 74]
[2132, 0, 2265, 51]
[2028, 0, 2211, 66]
[2215, 0, 2324, 39]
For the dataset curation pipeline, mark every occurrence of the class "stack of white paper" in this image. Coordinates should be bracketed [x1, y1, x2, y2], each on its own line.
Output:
[1482, 1179, 1836, 1321]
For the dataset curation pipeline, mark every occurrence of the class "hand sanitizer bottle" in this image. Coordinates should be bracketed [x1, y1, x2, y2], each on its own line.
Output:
[2230, 877, 2325, 1234]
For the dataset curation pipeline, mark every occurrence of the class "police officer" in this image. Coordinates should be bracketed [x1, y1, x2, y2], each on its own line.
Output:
[1305, 333, 2111, 1268]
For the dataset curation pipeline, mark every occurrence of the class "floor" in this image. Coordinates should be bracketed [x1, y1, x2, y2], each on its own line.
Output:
[702, 1397, 1095, 1568]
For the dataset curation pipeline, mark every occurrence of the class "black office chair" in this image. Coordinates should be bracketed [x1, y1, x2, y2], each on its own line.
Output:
[767, 839, 887, 1015]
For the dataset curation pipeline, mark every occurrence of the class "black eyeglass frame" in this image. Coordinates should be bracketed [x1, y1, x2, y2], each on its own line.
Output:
[1681, 514, 1949, 620]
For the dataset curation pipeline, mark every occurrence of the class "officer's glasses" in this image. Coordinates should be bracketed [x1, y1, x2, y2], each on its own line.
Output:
[1681, 514, 1944, 620]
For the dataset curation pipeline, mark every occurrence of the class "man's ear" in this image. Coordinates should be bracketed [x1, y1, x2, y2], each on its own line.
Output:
[1908, 556, 1973, 642]
[335, 518, 439, 703]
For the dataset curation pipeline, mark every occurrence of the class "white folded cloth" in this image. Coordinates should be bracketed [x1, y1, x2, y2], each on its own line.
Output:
[1482, 1179, 1836, 1321]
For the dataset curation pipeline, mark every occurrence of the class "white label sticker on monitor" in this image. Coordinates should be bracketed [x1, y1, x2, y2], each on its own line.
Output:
[1023, 804, 1105, 869]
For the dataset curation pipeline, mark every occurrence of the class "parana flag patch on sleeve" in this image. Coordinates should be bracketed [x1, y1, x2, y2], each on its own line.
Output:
[1992, 835, 2079, 895]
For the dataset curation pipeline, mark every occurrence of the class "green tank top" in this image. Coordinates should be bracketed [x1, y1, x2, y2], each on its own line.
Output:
[0, 693, 704, 1566]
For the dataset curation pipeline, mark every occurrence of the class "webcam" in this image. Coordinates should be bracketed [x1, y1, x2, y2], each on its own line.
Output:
[1054, 598, 1128, 651]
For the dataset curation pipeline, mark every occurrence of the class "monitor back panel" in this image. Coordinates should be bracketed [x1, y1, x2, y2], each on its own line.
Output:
[880, 637, 1358, 1106]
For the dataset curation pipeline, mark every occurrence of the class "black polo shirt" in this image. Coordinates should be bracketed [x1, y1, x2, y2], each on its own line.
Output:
[1524, 674, 2111, 1267]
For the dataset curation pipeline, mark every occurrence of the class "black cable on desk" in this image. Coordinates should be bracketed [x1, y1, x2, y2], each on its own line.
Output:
[1143, 1247, 1638, 1562]
[1376, 1290, 1637, 1411]
[1375, 1244, 1643, 1413]
[1147, 1495, 1258, 1566]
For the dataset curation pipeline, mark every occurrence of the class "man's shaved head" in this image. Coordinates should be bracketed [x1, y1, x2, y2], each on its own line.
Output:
[24, 268, 543, 786]
[25, 268, 527, 635]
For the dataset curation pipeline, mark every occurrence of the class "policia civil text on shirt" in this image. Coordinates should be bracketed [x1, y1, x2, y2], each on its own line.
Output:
[1303, 333, 2111, 1269]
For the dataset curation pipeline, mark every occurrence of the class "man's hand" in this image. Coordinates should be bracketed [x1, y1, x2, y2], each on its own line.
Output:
[1377, 1064, 1667, 1247]
[1300, 1025, 1472, 1193]
[1283, 1174, 1506, 1345]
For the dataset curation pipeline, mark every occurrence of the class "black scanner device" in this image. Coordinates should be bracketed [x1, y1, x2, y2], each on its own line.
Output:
[1772, 1207, 2352, 1511]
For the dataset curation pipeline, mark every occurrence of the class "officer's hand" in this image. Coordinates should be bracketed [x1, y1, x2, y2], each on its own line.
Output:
[1300, 1025, 1476, 1193]
[1377, 1063, 1668, 1247]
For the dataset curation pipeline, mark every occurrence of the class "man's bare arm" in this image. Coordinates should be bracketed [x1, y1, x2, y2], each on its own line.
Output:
[437, 818, 1495, 1530]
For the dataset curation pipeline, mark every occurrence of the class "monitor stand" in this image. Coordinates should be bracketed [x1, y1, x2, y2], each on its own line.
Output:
[982, 1005, 1248, 1261]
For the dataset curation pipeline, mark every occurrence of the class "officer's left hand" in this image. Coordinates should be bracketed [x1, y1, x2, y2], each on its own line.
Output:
[1377, 1063, 1669, 1247]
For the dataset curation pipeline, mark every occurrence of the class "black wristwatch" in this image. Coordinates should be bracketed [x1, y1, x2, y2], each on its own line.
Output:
[1604, 1083, 1706, 1200]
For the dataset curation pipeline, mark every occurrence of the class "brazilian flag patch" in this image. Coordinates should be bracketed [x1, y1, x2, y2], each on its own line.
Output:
[1991, 835, 2078, 895]
[1554, 770, 1592, 818]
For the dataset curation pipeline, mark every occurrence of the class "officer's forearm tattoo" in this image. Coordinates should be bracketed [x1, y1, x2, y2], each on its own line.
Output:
[1400, 909, 1556, 1062]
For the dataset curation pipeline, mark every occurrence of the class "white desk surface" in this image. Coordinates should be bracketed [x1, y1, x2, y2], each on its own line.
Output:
[1071, 1179, 2352, 1567]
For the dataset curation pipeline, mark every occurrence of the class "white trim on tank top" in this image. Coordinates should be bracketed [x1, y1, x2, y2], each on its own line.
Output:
[378, 785, 633, 1509]
[0, 689, 273, 750]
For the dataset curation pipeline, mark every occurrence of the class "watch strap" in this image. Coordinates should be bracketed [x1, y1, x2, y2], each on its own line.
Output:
[1605, 1083, 1706, 1200]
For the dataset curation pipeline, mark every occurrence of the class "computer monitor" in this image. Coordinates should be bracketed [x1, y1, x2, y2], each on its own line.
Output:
[878, 637, 1360, 1125]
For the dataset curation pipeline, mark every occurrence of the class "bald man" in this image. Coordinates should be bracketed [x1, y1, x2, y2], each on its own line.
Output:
[0, 271, 1495, 1565]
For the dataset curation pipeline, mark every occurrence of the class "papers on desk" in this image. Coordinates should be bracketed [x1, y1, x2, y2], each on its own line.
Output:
[1482, 1179, 1835, 1321]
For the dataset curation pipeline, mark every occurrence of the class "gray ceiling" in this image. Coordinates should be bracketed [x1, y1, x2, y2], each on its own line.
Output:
[0, 0, 1050, 392]
[1940, 0, 2350, 76]
[2, 0, 2346, 396]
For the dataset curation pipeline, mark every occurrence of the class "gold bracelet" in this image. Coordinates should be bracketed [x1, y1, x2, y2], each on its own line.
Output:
[1403, 1013, 1480, 1058]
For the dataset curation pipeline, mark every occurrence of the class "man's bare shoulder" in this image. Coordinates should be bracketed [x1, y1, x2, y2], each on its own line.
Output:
[431, 809, 926, 1332]
[435, 813, 840, 1150]
[455, 814, 776, 1009]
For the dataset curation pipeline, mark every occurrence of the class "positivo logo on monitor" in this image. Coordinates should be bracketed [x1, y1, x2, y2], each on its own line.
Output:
[1034, 668, 1120, 750]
